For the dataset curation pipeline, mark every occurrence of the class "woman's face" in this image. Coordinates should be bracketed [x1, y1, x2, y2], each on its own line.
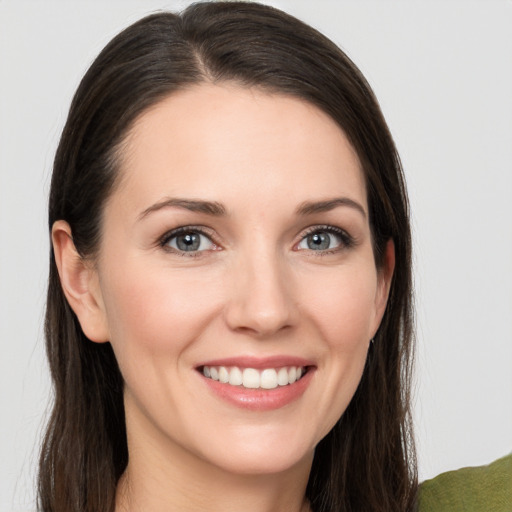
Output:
[88, 84, 393, 476]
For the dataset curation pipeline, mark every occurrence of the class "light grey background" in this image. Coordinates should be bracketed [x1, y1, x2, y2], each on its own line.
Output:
[1, 1, 511, 510]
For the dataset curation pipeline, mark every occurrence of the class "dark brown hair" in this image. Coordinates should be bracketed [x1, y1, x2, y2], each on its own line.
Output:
[40, 2, 417, 511]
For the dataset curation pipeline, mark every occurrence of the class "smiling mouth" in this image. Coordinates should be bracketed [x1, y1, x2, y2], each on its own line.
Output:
[200, 365, 309, 390]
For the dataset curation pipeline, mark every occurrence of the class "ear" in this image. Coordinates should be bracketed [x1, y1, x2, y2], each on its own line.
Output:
[52, 220, 109, 343]
[371, 239, 395, 337]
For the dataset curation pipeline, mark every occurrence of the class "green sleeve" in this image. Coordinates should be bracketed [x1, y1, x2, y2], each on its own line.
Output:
[418, 453, 512, 512]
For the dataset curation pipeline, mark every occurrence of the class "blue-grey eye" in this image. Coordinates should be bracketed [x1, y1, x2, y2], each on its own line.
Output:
[167, 232, 214, 252]
[298, 231, 342, 251]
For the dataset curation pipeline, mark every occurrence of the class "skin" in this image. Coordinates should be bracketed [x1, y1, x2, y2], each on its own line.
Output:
[53, 83, 394, 512]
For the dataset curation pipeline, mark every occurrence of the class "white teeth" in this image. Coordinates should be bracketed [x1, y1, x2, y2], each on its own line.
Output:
[218, 366, 229, 383]
[229, 366, 243, 386]
[242, 368, 260, 389]
[277, 367, 289, 386]
[202, 365, 306, 389]
[260, 369, 278, 389]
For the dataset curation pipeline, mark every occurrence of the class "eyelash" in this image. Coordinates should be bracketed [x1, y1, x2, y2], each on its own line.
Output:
[159, 226, 218, 257]
[297, 225, 355, 255]
[158, 224, 355, 256]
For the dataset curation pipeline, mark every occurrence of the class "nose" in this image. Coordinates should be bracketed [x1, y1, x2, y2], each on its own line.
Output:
[224, 249, 298, 338]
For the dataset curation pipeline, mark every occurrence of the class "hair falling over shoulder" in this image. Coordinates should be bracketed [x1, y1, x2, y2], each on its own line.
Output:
[39, 2, 417, 511]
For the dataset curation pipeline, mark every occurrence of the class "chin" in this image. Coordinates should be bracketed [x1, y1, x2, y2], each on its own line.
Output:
[208, 445, 314, 477]
[190, 422, 319, 477]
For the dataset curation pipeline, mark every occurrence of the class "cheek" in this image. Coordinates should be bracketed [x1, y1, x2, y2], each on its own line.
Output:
[99, 262, 223, 363]
[300, 264, 377, 435]
[301, 264, 378, 348]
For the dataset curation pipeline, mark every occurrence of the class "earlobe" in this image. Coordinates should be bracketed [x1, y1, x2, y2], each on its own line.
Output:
[52, 220, 109, 343]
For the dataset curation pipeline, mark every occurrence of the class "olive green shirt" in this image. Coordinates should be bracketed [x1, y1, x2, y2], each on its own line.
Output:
[418, 453, 512, 511]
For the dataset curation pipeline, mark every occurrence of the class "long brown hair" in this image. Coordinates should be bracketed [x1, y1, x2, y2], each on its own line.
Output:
[39, 3, 417, 511]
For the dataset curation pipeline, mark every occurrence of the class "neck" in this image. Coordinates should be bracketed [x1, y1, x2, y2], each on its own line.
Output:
[116, 452, 312, 512]
[117, 463, 311, 512]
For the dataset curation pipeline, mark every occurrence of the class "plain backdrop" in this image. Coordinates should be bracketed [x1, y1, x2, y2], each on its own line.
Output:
[1, 1, 511, 510]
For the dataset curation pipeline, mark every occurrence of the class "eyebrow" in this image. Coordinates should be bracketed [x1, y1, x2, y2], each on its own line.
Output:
[296, 197, 367, 218]
[138, 196, 366, 221]
[138, 197, 226, 220]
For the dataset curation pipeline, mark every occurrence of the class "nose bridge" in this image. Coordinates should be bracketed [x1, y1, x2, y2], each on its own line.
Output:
[224, 240, 296, 337]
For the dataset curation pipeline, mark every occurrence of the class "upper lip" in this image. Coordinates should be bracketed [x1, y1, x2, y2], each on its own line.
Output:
[196, 355, 315, 370]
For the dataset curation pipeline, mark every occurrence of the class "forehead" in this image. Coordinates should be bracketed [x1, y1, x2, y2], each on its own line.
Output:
[113, 83, 366, 215]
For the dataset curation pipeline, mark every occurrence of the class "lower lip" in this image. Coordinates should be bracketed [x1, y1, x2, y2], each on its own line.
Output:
[200, 368, 315, 411]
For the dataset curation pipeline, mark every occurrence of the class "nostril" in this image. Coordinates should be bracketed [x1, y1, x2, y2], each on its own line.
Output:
[232, 323, 293, 338]
[223, 271, 297, 336]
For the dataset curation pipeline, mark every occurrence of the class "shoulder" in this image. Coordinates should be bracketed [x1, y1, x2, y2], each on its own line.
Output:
[418, 453, 512, 512]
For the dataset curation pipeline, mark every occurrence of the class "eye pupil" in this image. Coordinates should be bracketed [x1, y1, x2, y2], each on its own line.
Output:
[177, 233, 200, 251]
[307, 232, 330, 250]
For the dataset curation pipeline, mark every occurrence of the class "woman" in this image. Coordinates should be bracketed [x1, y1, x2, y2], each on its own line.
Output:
[40, 2, 416, 511]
